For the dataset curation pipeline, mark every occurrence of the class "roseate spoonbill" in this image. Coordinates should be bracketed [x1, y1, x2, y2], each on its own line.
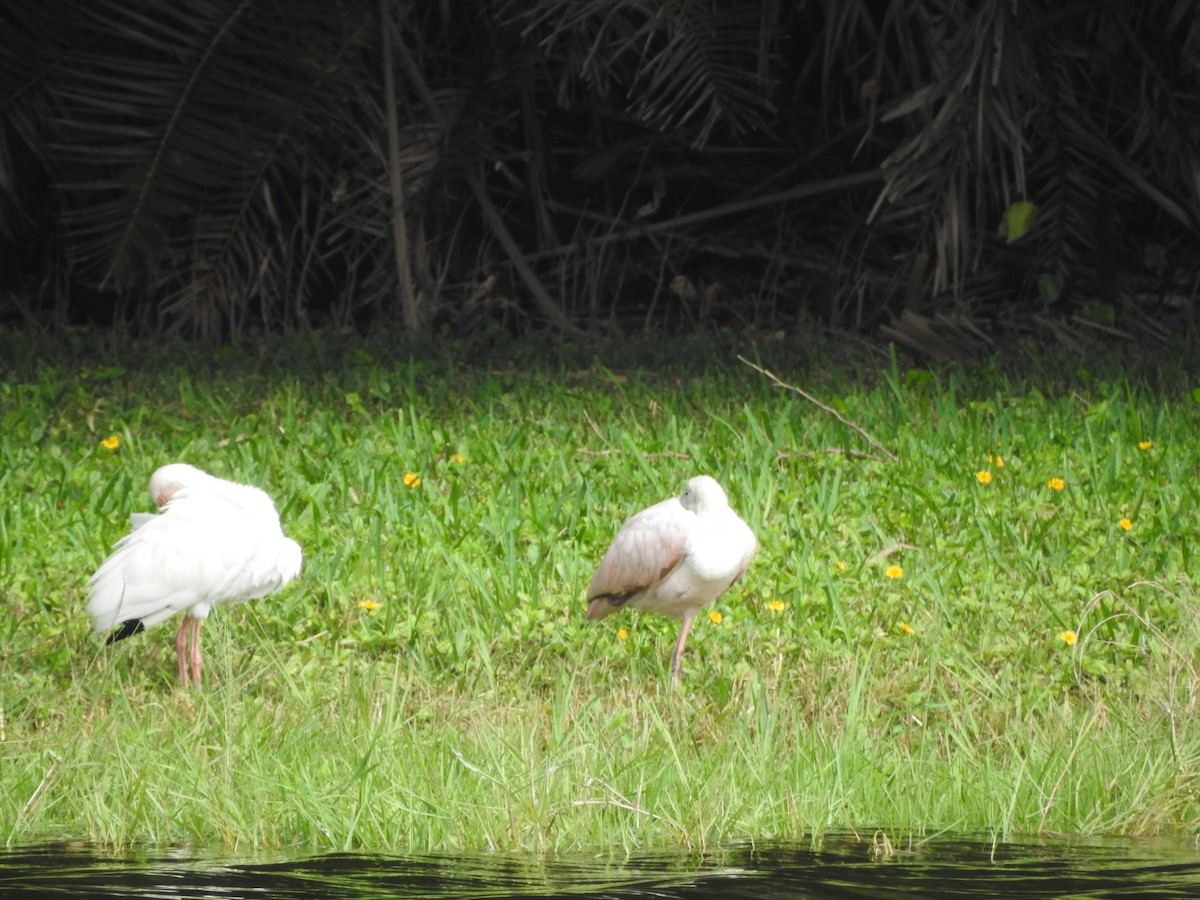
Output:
[87, 463, 303, 687]
[587, 475, 757, 685]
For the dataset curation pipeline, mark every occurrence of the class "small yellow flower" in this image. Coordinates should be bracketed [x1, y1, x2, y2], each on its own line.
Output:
[1047, 477, 1065, 491]
[767, 600, 786, 613]
[899, 621, 914, 634]
[1119, 517, 1133, 531]
[100, 435, 120, 451]
[885, 565, 904, 579]
[403, 472, 421, 488]
[617, 627, 629, 642]
[1059, 630, 1077, 645]
[708, 610, 724, 624]
[835, 560, 847, 571]
[993, 455, 1005, 468]
[450, 453, 465, 464]
[976, 470, 992, 485]
[1138, 440, 1152, 451]
[359, 599, 380, 612]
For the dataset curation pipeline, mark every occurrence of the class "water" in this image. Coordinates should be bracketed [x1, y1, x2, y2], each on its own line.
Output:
[2, 834, 1199, 898]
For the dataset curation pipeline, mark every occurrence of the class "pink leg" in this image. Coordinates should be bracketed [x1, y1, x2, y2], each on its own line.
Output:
[670, 611, 697, 687]
[189, 617, 204, 687]
[175, 617, 192, 688]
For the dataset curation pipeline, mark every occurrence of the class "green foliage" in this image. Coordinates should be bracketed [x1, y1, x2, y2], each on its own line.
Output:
[3, 329, 1200, 852]
[1000, 201, 1038, 244]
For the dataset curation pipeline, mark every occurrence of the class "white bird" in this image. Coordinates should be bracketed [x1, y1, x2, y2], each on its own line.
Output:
[587, 475, 757, 685]
[87, 463, 303, 688]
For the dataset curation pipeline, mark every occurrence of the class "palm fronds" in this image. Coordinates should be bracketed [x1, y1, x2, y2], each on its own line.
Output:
[0, 0, 1197, 336]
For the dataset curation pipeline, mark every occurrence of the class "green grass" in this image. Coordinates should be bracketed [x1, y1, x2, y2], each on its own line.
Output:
[3, 327, 1200, 853]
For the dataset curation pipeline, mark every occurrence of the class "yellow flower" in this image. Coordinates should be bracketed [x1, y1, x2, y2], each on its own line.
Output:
[885, 565, 903, 579]
[359, 599, 380, 612]
[100, 435, 120, 451]
[1047, 477, 1065, 491]
[767, 600, 786, 613]
[708, 610, 724, 624]
[403, 472, 421, 488]
[450, 453, 465, 464]
[1138, 440, 1152, 451]
[1119, 517, 1133, 531]
[993, 455, 1005, 468]
[617, 627, 629, 642]
[976, 470, 992, 485]
[1059, 630, 1077, 645]
[899, 621, 914, 634]
[835, 560, 847, 571]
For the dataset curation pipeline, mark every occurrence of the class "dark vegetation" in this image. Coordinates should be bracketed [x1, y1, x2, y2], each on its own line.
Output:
[0, 0, 1197, 345]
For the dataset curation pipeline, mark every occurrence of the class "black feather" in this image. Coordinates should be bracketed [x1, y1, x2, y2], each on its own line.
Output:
[106, 619, 145, 645]
[595, 590, 637, 609]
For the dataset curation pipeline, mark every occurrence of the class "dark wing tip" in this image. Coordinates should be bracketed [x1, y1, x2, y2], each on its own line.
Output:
[106, 619, 145, 645]
[586, 589, 640, 620]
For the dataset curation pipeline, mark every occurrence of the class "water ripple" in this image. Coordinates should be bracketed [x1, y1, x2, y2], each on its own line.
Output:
[2, 834, 1199, 898]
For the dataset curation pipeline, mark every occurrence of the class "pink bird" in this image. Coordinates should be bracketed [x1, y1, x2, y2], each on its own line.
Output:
[87, 463, 303, 687]
[587, 475, 757, 685]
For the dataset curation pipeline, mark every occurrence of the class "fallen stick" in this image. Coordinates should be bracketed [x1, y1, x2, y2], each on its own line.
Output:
[738, 355, 899, 463]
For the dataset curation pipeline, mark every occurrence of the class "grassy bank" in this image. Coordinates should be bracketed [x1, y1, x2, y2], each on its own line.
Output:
[3, 328, 1200, 852]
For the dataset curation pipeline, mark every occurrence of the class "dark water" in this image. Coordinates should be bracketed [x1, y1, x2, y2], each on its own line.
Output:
[2, 834, 1199, 898]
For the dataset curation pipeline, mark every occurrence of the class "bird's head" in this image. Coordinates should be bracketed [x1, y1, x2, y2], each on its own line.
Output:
[679, 475, 729, 514]
[148, 463, 208, 507]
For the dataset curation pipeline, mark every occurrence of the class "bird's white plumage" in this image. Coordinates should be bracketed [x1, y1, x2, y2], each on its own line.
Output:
[86, 464, 302, 685]
[587, 475, 756, 683]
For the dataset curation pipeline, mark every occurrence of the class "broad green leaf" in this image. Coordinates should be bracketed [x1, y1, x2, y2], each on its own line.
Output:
[1001, 201, 1038, 243]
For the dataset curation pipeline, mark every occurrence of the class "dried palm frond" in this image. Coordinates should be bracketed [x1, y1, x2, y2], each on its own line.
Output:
[505, 0, 778, 147]
[4, 0, 377, 336]
[870, 0, 1031, 297]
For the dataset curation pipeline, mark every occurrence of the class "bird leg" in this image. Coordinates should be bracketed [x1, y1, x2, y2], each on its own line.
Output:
[670, 611, 697, 687]
[188, 617, 204, 688]
[174, 616, 204, 688]
[175, 617, 192, 687]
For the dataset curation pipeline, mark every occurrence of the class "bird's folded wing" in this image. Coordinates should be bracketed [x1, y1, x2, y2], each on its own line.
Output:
[587, 500, 688, 608]
[87, 491, 294, 632]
